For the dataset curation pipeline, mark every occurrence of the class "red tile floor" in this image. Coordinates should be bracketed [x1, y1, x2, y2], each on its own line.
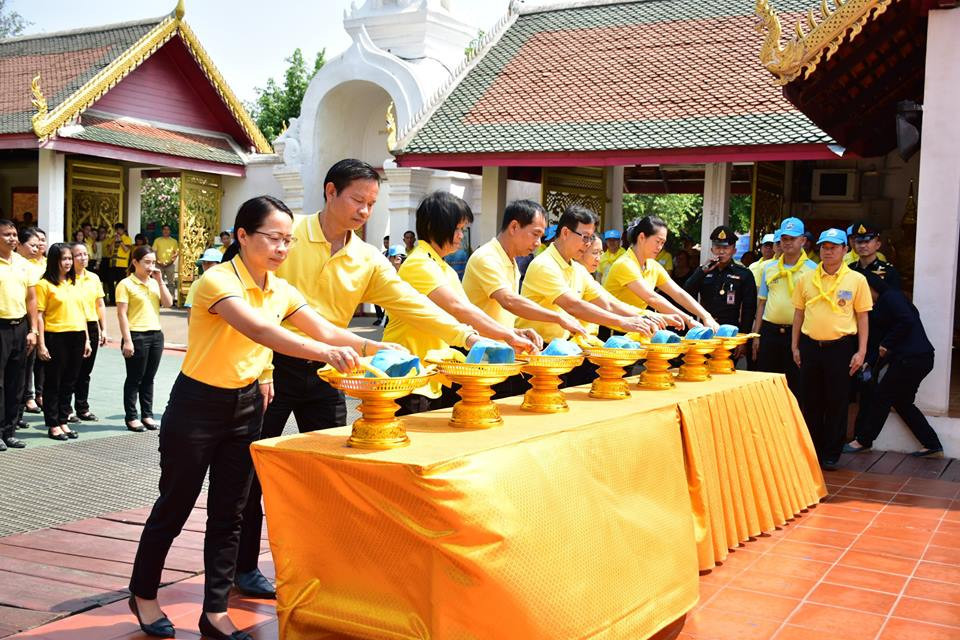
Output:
[7, 469, 960, 640]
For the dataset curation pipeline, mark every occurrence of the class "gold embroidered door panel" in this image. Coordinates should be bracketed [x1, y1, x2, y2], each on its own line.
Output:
[178, 171, 222, 302]
[541, 167, 608, 229]
[749, 161, 786, 247]
[66, 159, 124, 239]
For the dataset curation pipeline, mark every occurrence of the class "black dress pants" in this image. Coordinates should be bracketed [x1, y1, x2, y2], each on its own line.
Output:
[124, 330, 163, 421]
[74, 322, 99, 415]
[757, 321, 801, 399]
[856, 352, 942, 450]
[130, 374, 262, 612]
[237, 353, 346, 573]
[799, 335, 857, 464]
[42, 331, 85, 427]
[0, 320, 27, 438]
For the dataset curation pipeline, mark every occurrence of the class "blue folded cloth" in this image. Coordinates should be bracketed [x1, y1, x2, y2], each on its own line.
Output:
[686, 327, 715, 340]
[716, 324, 739, 338]
[542, 338, 582, 356]
[367, 350, 421, 377]
[651, 330, 681, 344]
[603, 335, 643, 349]
[465, 339, 515, 364]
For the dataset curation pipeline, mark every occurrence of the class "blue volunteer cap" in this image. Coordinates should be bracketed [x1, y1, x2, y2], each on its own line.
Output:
[200, 248, 223, 263]
[817, 228, 848, 246]
[779, 217, 804, 237]
[773, 229, 783, 242]
[761, 233, 775, 244]
[543, 225, 558, 241]
[603, 229, 621, 240]
[387, 244, 406, 258]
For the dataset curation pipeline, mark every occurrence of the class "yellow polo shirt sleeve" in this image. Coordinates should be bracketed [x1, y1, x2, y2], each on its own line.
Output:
[517, 250, 577, 342]
[184, 279, 201, 308]
[462, 241, 519, 329]
[603, 253, 656, 309]
[36, 279, 86, 332]
[77, 272, 105, 322]
[116, 276, 162, 331]
[793, 269, 873, 341]
[0, 255, 33, 319]
[581, 265, 607, 302]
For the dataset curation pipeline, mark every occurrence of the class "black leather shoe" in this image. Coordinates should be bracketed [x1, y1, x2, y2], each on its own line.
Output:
[128, 596, 175, 638]
[127, 421, 146, 432]
[198, 613, 253, 640]
[142, 419, 159, 431]
[64, 430, 79, 440]
[47, 429, 68, 441]
[820, 459, 839, 472]
[77, 412, 98, 421]
[233, 568, 276, 599]
[3, 436, 26, 448]
[67, 414, 80, 423]
[16, 419, 28, 429]
[0, 439, 6, 452]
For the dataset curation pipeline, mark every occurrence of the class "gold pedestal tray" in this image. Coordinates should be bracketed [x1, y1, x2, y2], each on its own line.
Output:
[676, 339, 721, 382]
[318, 368, 438, 449]
[707, 333, 757, 375]
[426, 359, 526, 428]
[637, 342, 688, 390]
[519, 354, 585, 413]
[583, 347, 647, 400]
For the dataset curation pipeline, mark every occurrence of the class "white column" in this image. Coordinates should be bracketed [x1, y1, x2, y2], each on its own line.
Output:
[37, 149, 65, 243]
[383, 165, 431, 244]
[479, 166, 506, 246]
[701, 162, 732, 252]
[912, 8, 960, 415]
[606, 166, 624, 232]
[127, 168, 141, 237]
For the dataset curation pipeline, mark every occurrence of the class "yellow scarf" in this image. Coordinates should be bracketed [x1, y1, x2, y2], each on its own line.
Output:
[766, 250, 808, 293]
[805, 262, 849, 312]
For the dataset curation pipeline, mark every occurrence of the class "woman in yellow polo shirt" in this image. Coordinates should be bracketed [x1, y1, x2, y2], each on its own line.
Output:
[603, 216, 719, 331]
[128, 196, 398, 640]
[384, 191, 538, 414]
[35, 243, 91, 441]
[70, 242, 107, 422]
[116, 245, 173, 431]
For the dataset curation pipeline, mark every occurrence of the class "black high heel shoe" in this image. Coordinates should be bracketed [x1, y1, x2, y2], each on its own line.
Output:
[198, 613, 253, 640]
[128, 595, 175, 638]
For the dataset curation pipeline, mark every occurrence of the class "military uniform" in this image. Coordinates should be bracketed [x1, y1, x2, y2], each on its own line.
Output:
[684, 226, 757, 334]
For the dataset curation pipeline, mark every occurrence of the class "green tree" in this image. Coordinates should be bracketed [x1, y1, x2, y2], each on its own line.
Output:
[622, 193, 753, 248]
[249, 48, 326, 141]
[0, 0, 28, 38]
[141, 177, 180, 235]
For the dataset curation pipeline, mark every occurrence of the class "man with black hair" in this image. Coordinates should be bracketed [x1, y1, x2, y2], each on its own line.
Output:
[237, 159, 482, 596]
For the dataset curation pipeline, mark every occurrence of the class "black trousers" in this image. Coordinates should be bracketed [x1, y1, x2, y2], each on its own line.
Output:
[0, 320, 27, 437]
[799, 335, 857, 464]
[74, 322, 99, 414]
[124, 330, 164, 421]
[130, 374, 262, 612]
[856, 352, 942, 450]
[757, 321, 801, 399]
[43, 331, 85, 427]
[237, 353, 346, 572]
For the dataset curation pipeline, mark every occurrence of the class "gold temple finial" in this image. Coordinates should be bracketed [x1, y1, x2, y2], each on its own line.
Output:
[175, 0, 185, 20]
[30, 74, 48, 132]
[385, 102, 397, 151]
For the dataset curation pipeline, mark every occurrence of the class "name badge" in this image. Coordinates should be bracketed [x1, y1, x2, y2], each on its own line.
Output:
[727, 292, 736, 305]
[837, 290, 853, 301]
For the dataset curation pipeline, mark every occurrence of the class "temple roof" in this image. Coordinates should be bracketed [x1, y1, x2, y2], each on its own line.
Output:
[394, 0, 832, 164]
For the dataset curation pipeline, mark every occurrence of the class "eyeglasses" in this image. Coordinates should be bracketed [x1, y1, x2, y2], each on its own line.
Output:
[253, 231, 298, 247]
[569, 229, 596, 244]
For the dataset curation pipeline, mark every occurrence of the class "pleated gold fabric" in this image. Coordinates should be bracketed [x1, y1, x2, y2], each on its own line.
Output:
[251, 371, 824, 639]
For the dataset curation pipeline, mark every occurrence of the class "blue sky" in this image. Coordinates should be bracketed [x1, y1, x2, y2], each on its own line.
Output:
[12, 0, 511, 103]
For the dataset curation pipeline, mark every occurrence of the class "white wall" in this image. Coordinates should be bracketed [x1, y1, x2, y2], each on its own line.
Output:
[220, 158, 284, 231]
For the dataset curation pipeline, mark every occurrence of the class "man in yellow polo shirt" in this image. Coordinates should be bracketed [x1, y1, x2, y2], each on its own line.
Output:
[597, 229, 625, 283]
[238, 160, 482, 596]
[463, 199, 586, 338]
[791, 228, 871, 469]
[151, 224, 179, 302]
[752, 218, 816, 396]
[519, 205, 657, 343]
[0, 218, 38, 450]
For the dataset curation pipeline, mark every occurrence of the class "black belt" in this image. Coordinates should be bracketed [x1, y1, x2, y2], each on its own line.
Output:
[0, 316, 26, 326]
[762, 320, 791, 334]
[802, 334, 855, 348]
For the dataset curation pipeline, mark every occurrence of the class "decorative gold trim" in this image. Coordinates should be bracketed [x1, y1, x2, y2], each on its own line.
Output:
[30, 1, 271, 154]
[385, 102, 397, 152]
[755, 0, 900, 85]
[30, 74, 47, 127]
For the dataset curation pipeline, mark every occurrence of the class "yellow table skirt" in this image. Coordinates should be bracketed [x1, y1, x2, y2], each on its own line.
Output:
[251, 371, 824, 639]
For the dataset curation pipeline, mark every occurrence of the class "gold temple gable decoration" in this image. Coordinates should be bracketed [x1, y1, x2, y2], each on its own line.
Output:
[30, 1, 271, 154]
[755, 0, 901, 85]
[30, 74, 47, 133]
[385, 102, 397, 152]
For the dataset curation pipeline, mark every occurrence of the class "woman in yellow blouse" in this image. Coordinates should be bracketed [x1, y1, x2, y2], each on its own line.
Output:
[604, 216, 718, 331]
[35, 243, 91, 440]
[116, 245, 173, 431]
[129, 196, 398, 640]
[69, 242, 108, 421]
[384, 191, 538, 413]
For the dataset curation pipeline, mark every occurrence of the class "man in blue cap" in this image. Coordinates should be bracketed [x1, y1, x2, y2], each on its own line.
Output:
[597, 229, 624, 282]
[752, 217, 817, 397]
[791, 228, 871, 469]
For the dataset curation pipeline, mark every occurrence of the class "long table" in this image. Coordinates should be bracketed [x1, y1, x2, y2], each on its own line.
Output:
[251, 371, 825, 640]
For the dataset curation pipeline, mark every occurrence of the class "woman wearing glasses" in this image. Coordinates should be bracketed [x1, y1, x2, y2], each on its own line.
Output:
[116, 244, 173, 431]
[603, 215, 719, 331]
[129, 196, 400, 639]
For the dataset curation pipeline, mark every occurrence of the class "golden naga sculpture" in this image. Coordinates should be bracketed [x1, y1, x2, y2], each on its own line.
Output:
[385, 102, 397, 152]
[30, 74, 48, 131]
[755, 0, 900, 85]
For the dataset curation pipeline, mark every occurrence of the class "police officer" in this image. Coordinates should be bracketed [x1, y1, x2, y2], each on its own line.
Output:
[684, 225, 757, 357]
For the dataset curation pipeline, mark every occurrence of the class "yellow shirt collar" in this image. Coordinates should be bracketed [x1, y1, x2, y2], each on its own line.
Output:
[306, 213, 361, 256]
[545, 243, 573, 274]
[229, 255, 275, 293]
[415, 240, 447, 265]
